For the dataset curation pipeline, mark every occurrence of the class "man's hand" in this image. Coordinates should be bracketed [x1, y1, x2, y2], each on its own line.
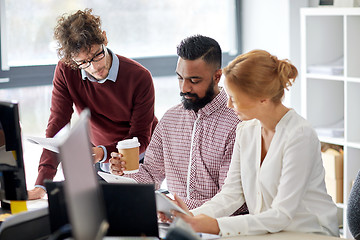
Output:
[27, 187, 46, 200]
[109, 152, 126, 175]
[92, 146, 104, 163]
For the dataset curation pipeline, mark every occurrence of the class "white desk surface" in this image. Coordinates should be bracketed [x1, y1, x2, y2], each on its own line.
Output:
[26, 199, 48, 210]
[220, 231, 343, 240]
[25, 200, 343, 240]
[102, 232, 343, 240]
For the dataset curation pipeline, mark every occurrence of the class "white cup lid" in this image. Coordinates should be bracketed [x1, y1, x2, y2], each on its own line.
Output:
[116, 137, 140, 149]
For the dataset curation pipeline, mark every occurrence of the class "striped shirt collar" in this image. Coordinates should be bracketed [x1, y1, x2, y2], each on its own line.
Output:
[81, 48, 119, 84]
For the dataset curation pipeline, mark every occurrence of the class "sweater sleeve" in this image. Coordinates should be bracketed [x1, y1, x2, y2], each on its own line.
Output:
[124, 69, 155, 154]
[35, 63, 74, 186]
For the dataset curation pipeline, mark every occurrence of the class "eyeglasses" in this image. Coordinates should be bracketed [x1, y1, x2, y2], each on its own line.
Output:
[74, 45, 106, 69]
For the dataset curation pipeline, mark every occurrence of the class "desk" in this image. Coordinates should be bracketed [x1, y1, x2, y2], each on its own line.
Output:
[0, 199, 48, 221]
[0, 200, 50, 240]
[1, 200, 345, 240]
[0, 199, 48, 211]
[102, 232, 343, 240]
[26, 198, 48, 210]
[220, 231, 343, 240]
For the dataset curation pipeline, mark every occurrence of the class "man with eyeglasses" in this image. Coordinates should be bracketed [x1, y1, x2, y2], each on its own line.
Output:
[28, 9, 157, 199]
[74, 44, 106, 69]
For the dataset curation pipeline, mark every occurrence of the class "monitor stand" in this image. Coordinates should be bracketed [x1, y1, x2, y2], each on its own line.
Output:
[0, 201, 11, 225]
[0, 200, 10, 213]
[0, 201, 11, 227]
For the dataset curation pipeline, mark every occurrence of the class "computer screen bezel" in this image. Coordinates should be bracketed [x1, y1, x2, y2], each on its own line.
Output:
[0, 101, 28, 201]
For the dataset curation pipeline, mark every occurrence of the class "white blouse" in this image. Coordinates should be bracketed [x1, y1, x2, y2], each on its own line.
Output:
[191, 109, 339, 237]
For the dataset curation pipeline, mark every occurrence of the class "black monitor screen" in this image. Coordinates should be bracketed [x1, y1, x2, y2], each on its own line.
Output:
[0, 101, 27, 200]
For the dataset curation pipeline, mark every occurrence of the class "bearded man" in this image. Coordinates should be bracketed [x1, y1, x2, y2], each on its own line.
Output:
[110, 35, 245, 212]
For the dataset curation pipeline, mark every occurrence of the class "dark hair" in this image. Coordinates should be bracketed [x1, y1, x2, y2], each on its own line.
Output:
[177, 35, 222, 69]
[223, 49, 298, 103]
[54, 8, 106, 69]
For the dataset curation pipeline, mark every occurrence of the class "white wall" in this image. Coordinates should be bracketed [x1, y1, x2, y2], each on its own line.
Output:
[241, 0, 309, 112]
[242, 0, 290, 58]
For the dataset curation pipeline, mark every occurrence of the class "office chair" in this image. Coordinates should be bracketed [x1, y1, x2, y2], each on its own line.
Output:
[347, 170, 360, 240]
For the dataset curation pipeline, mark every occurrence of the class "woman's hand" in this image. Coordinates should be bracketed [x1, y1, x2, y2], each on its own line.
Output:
[172, 194, 220, 235]
[157, 211, 173, 223]
[158, 193, 193, 223]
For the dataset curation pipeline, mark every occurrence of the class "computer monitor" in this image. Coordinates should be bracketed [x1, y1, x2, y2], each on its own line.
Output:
[57, 109, 108, 240]
[0, 101, 27, 202]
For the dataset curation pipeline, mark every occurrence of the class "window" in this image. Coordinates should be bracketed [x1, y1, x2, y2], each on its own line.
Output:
[3, 0, 237, 67]
[0, 0, 241, 188]
[0, 75, 181, 186]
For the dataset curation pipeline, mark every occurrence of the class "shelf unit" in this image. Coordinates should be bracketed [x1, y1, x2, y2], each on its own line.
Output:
[301, 8, 360, 239]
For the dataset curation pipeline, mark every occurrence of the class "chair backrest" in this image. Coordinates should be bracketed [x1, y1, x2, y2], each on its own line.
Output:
[347, 170, 360, 240]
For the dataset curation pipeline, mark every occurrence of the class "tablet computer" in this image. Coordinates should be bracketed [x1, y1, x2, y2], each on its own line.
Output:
[155, 191, 189, 218]
[97, 171, 137, 184]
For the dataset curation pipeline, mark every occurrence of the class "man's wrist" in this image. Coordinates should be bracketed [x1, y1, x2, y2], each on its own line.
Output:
[34, 185, 47, 192]
[97, 145, 107, 163]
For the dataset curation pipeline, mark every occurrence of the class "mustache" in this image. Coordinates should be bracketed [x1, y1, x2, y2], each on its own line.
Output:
[180, 92, 199, 98]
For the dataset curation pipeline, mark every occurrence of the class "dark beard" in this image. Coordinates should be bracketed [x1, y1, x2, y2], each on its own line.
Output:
[180, 80, 215, 112]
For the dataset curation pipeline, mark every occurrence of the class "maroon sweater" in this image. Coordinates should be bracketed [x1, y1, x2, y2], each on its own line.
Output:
[35, 55, 156, 186]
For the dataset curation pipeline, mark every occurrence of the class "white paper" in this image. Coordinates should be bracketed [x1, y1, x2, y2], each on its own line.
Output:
[307, 56, 344, 76]
[26, 124, 70, 153]
[314, 119, 344, 138]
[26, 136, 61, 153]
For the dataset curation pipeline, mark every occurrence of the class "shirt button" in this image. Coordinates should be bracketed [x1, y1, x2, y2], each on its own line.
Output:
[227, 233, 230, 235]
[238, 232, 241, 235]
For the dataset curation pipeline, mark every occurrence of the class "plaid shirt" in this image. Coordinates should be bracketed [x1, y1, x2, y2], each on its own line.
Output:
[127, 89, 241, 209]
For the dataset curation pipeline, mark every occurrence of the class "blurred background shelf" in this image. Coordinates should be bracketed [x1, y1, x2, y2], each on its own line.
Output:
[301, 7, 360, 239]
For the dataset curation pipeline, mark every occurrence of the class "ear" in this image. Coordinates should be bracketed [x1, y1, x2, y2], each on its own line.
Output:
[102, 31, 108, 46]
[213, 69, 222, 84]
[260, 98, 270, 104]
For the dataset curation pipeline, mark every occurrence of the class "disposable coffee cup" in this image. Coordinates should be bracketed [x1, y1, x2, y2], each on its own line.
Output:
[116, 137, 140, 174]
